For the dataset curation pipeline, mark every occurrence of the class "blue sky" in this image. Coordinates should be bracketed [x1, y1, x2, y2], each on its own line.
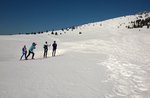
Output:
[0, 0, 150, 35]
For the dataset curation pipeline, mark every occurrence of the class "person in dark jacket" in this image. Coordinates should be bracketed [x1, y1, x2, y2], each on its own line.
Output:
[26, 42, 36, 59]
[52, 41, 57, 56]
[20, 45, 27, 60]
[43, 41, 50, 58]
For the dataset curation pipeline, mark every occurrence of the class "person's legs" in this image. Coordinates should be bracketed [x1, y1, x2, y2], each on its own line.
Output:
[44, 50, 46, 58]
[44, 49, 48, 58]
[20, 53, 24, 60]
[52, 50, 54, 56]
[26, 51, 31, 59]
[25, 53, 27, 60]
[52, 50, 56, 56]
[31, 52, 35, 59]
[54, 50, 56, 56]
[45, 50, 48, 57]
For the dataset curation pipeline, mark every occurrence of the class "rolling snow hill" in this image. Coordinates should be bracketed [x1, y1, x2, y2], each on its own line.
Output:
[0, 13, 150, 98]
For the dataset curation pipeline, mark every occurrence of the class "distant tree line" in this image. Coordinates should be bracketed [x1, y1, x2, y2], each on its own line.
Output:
[127, 17, 150, 29]
[127, 13, 150, 29]
[18, 25, 82, 35]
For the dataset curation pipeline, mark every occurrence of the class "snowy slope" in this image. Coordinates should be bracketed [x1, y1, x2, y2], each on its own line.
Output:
[0, 13, 150, 98]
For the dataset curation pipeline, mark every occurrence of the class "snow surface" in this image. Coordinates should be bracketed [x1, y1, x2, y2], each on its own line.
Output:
[0, 14, 150, 98]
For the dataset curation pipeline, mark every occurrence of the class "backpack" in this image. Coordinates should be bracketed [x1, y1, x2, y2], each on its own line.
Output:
[43, 44, 48, 50]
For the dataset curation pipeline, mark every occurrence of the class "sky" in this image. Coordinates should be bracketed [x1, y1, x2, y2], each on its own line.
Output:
[0, 0, 150, 35]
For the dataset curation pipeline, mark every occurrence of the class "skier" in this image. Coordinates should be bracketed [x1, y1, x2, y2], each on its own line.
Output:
[20, 45, 27, 60]
[52, 41, 57, 56]
[43, 41, 50, 58]
[26, 42, 36, 59]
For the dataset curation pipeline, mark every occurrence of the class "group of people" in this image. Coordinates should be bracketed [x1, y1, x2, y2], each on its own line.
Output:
[20, 41, 57, 60]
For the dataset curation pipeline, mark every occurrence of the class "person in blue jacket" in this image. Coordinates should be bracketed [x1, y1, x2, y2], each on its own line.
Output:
[26, 42, 36, 59]
[20, 45, 27, 60]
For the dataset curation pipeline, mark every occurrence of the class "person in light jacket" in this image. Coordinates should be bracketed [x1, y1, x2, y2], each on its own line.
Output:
[26, 42, 36, 59]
